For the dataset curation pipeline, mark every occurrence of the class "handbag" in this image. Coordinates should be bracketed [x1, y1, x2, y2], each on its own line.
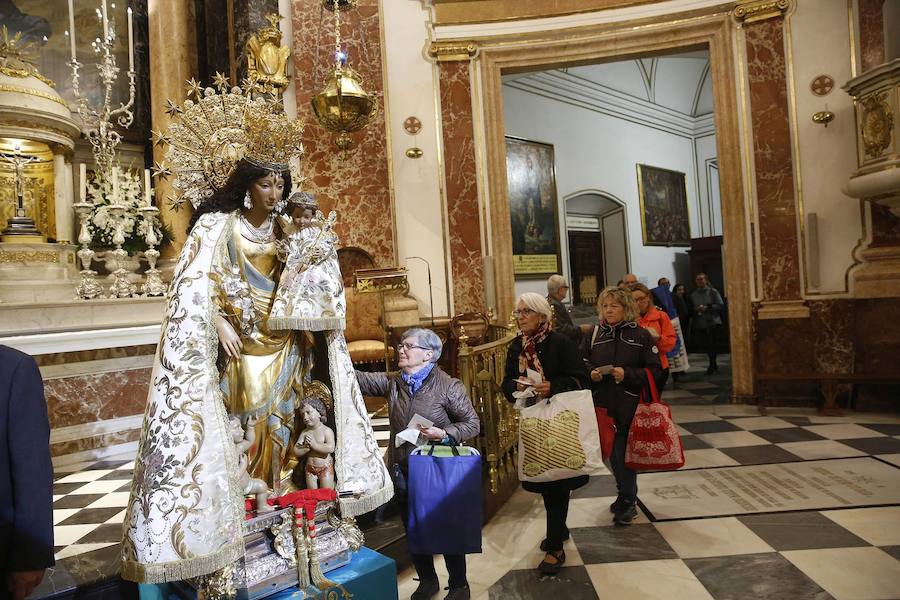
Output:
[594, 407, 616, 460]
[517, 389, 603, 483]
[624, 368, 685, 471]
[407, 444, 483, 555]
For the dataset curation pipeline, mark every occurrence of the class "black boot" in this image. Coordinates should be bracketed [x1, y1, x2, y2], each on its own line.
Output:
[411, 578, 440, 600]
[609, 496, 626, 514]
[613, 503, 637, 526]
[443, 585, 471, 600]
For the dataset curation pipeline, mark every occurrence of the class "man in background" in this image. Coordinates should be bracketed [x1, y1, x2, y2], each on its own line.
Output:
[689, 273, 725, 375]
[546, 274, 582, 343]
[1, 345, 54, 600]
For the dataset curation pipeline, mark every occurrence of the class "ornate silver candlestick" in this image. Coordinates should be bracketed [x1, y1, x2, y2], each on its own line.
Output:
[73, 201, 104, 299]
[106, 202, 136, 298]
[139, 205, 165, 296]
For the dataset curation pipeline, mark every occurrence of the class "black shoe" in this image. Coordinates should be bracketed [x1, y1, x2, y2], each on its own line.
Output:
[706, 363, 718, 375]
[609, 496, 626, 514]
[614, 503, 637, 526]
[443, 585, 470, 600]
[411, 578, 440, 600]
[538, 550, 566, 576]
[539, 532, 569, 552]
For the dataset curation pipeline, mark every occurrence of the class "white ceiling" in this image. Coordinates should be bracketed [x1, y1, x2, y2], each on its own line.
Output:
[504, 50, 713, 118]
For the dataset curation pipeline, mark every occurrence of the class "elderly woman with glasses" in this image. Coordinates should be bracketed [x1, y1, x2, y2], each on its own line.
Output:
[355, 328, 479, 600]
[583, 287, 662, 526]
[501, 292, 590, 576]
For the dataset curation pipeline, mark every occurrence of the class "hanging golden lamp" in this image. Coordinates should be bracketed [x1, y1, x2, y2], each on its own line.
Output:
[311, 0, 375, 151]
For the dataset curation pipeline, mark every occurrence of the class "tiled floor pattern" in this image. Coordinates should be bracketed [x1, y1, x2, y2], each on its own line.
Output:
[396, 405, 900, 600]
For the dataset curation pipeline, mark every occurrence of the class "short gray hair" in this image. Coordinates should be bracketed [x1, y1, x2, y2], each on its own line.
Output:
[516, 292, 552, 322]
[401, 327, 442, 363]
[547, 274, 568, 295]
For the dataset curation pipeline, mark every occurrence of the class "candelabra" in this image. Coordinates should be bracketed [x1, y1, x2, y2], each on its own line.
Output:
[67, 0, 136, 179]
[139, 205, 165, 296]
[73, 201, 104, 299]
[106, 201, 136, 298]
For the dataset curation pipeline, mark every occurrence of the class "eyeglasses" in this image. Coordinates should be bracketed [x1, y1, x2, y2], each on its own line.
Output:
[397, 342, 429, 352]
[633, 294, 650, 303]
[513, 308, 536, 317]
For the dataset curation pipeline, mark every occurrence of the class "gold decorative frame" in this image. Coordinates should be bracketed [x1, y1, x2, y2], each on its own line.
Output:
[472, 8, 755, 400]
[636, 164, 691, 247]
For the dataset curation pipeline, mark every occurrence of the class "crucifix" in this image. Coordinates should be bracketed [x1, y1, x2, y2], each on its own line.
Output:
[1, 143, 43, 240]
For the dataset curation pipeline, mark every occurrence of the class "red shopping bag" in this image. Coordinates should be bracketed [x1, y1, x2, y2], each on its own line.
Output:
[594, 407, 616, 459]
[625, 369, 685, 471]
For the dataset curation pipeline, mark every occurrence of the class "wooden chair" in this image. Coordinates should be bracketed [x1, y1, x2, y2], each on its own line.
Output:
[337, 247, 395, 368]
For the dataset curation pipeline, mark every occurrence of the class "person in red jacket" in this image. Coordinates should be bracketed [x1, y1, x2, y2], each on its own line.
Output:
[631, 284, 677, 391]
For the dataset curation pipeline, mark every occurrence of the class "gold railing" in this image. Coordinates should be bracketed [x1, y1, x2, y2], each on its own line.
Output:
[457, 322, 518, 499]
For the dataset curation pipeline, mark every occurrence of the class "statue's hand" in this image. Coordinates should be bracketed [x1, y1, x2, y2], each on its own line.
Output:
[216, 315, 243, 358]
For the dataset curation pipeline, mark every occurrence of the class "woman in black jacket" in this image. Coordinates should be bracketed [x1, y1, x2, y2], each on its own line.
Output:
[583, 286, 662, 525]
[502, 292, 590, 576]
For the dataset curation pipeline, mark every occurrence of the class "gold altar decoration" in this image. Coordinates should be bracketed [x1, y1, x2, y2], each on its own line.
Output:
[246, 14, 291, 95]
[860, 92, 894, 160]
[0, 139, 54, 241]
[732, 0, 790, 23]
[151, 75, 304, 211]
[0, 25, 53, 87]
[311, 0, 375, 151]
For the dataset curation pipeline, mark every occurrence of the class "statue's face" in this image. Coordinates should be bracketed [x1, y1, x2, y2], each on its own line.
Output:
[302, 404, 321, 427]
[248, 172, 285, 212]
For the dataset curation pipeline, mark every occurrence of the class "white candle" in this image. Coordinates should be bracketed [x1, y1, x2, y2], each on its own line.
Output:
[67, 0, 77, 60]
[143, 168, 151, 205]
[79, 163, 87, 202]
[101, 0, 109, 42]
[111, 166, 119, 203]
[127, 7, 134, 72]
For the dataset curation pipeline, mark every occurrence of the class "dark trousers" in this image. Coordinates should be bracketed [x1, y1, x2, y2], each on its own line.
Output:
[657, 367, 670, 392]
[610, 428, 638, 505]
[397, 488, 468, 589]
[694, 325, 721, 366]
[541, 486, 571, 553]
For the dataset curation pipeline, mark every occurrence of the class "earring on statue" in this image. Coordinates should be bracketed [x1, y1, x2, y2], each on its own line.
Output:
[243, 191, 252, 210]
[274, 198, 287, 213]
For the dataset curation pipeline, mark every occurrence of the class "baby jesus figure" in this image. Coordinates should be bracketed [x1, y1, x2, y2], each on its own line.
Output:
[269, 192, 345, 332]
[292, 397, 336, 490]
[229, 415, 274, 514]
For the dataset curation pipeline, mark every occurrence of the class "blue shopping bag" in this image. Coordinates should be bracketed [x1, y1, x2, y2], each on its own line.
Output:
[407, 444, 483, 555]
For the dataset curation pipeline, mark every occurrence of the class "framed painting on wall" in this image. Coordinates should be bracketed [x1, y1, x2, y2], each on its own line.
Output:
[636, 164, 691, 247]
[505, 136, 562, 277]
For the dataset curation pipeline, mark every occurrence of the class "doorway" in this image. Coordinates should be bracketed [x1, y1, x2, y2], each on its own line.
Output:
[568, 230, 603, 305]
[479, 14, 754, 400]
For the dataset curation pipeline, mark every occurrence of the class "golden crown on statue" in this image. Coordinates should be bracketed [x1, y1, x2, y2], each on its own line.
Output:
[243, 108, 305, 172]
[151, 73, 304, 211]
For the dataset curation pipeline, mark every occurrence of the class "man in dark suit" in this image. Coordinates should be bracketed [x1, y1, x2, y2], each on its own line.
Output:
[1, 345, 54, 600]
[546, 275, 582, 343]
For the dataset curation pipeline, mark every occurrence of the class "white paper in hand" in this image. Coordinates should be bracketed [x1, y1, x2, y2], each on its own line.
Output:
[395, 413, 434, 447]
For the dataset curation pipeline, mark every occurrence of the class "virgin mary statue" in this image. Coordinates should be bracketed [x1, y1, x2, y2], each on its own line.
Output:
[120, 85, 392, 584]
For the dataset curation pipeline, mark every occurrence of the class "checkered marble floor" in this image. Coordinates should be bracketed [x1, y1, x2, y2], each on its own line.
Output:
[397, 404, 900, 600]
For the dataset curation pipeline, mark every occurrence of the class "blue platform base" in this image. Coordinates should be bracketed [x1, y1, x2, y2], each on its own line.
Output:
[138, 547, 397, 600]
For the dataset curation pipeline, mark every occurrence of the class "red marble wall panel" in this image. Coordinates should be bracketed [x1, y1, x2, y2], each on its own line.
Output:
[439, 60, 485, 314]
[290, 0, 394, 267]
[745, 19, 801, 301]
[44, 368, 151, 430]
[858, 0, 885, 72]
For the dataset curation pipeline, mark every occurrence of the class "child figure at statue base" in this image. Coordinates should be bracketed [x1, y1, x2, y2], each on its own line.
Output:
[229, 415, 275, 514]
[269, 192, 345, 332]
[292, 397, 336, 490]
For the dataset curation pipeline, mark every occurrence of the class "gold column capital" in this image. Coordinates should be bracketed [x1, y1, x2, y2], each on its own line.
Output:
[732, 0, 790, 24]
[428, 40, 478, 62]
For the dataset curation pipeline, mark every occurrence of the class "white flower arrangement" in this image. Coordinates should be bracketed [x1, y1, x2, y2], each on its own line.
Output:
[86, 166, 160, 250]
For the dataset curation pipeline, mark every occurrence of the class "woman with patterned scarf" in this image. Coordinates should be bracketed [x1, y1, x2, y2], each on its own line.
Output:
[501, 292, 590, 576]
[582, 287, 662, 526]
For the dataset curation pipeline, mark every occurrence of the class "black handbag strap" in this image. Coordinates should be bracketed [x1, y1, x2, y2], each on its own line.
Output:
[425, 443, 460, 456]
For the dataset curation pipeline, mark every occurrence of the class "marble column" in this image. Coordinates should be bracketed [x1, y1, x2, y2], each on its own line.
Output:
[148, 0, 198, 256]
[51, 146, 73, 244]
[432, 43, 485, 315]
[739, 2, 809, 319]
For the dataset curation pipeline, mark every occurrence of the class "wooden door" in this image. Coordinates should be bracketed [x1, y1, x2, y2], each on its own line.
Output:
[568, 231, 604, 305]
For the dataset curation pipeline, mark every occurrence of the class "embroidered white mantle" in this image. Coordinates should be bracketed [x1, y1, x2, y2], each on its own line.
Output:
[121, 212, 392, 583]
